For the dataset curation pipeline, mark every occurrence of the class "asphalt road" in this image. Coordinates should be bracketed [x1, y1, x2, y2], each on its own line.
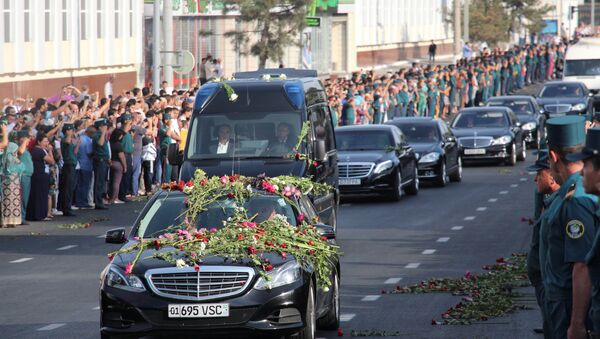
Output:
[0, 152, 542, 339]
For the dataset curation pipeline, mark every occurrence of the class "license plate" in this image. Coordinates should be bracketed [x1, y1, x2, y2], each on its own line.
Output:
[167, 303, 230, 318]
[464, 148, 486, 155]
[339, 178, 361, 185]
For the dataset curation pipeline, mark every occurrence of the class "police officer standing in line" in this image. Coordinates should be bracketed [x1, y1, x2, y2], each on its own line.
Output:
[93, 119, 110, 210]
[565, 128, 600, 338]
[59, 123, 78, 217]
[540, 116, 598, 339]
[527, 149, 560, 337]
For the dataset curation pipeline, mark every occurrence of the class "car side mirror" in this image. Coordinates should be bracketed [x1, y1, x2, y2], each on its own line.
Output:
[315, 224, 335, 240]
[105, 228, 127, 244]
[313, 140, 326, 162]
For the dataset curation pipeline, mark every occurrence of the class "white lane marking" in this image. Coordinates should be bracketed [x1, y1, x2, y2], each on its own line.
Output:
[520, 178, 528, 182]
[36, 323, 66, 331]
[464, 216, 476, 220]
[499, 191, 509, 194]
[405, 263, 421, 269]
[340, 313, 356, 322]
[384, 277, 402, 284]
[437, 237, 450, 242]
[510, 184, 519, 188]
[96, 235, 106, 238]
[488, 198, 498, 202]
[422, 249, 436, 255]
[93, 306, 100, 310]
[57, 245, 78, 251]
[9, 257, 33, 264]
[361, 295, 381, 302]
[451, 226, 464, 231]
[476, 207, 487, 212]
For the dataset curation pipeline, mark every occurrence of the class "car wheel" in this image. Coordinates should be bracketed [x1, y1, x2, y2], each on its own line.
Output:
[505, 143, 517, 166]
[317, 273, 340, 330]
[297, 283, 316, 339]
[449, 157, 462, 182]
[405, 164, 419, 195]
[388, 168, 402, 201]
[435, 160, 448, 187]
[517, 140, 526, 161]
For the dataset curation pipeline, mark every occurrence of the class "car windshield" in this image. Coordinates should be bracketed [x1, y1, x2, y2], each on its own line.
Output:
[452, 111, 509, 128]
[538, 84, 584, 98]
[336, 130, 394, 151]
[565, 59, 600, 76]
[187, 112, 302, 160]
[487, 100, 534, 115]
[136, 195, 297, 238]
[394, 124, 440, 143]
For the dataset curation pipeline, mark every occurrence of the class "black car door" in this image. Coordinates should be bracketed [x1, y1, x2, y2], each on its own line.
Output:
[393, 127, 413, 182]
[507, 110, 523, 147]
[439, 121, 459, 170]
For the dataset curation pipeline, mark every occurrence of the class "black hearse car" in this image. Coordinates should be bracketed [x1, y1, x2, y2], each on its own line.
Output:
[101, 191, 340, 339]
[536, 81, 592, 119]
[335, 125, 419, 200]
[178, 69, 338, 229]
[486, 95, 545, 148]
[451, 107, 526, 166]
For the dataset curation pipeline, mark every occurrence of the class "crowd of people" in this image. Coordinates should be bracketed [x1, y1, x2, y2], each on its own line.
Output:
[0, 40, 569, 228]
[325, 41, 567, 126]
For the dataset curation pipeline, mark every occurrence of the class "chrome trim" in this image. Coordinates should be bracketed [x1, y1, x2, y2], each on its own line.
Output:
[544, 104, 571, 114]
[337, 162, 375, 178]
[145, 266, 255, 301]
[458, 137, 493, 148]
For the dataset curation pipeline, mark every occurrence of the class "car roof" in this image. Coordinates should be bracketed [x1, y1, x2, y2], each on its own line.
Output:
[233, 68, 318, 80]
[386, 117, 439, 124]
[487, 95, 534, 101]
[335, 125, 397, 132]
[459, 106, 512, 113]
[541, 80, 586, 87]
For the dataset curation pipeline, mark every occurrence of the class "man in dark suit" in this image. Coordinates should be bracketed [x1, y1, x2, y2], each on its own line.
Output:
[209, 124, 234, 155]
[267, 123, 296, 156]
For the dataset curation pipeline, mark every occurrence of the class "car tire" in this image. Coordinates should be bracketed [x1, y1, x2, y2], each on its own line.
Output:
[435, 160, 448, 187]
[517, 140, 526, 161]
[405, 164, 419, 195]
[449, 157, 462, 182]
[388, 168, 403, 201]
[505, 143, 517, 166]
[317, 273, 340, 330]
[297, 283, 316, 339]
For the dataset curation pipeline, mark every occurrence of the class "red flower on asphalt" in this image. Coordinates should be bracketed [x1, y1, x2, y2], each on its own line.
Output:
[107, 253, 114, 261]
[431, 319, 438, 325]
[465, 271, 472, 280]
[496, 257, 505, 263]
[337, 328, 344, 336]
[125, 262, 133, 275]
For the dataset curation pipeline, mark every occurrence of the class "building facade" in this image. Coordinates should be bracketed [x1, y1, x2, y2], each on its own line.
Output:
[0, 0, 144, 98]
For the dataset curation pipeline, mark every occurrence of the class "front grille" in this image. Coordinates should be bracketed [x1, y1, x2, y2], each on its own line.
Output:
[458, 137, 493, 148]
[338, 162, 374, 178]
[145, 266, 255, 301]
[544, 104, 571, 114]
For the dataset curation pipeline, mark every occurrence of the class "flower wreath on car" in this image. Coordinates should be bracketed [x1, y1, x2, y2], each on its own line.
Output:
[108, 169, 341, 289]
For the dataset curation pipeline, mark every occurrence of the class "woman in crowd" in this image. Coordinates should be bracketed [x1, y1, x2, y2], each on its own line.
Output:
[17, 131, 33, 223]
[109, 129, 126, 204]
[27, 134, 54, 221]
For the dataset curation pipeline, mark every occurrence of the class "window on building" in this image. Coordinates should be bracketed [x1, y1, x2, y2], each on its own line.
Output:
[129, 0, 134, 37]
[24, 0, 31, 42]
[45, 0, 53, 41]
[61, 0, 68, 40]
[3, 0, 10, 43]
[80, 0, 86, 39]
[114, 0, 119, 38]
[97, 0, 102, 39]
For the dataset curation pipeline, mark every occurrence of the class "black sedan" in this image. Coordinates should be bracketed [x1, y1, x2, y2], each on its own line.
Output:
[486, 95, 545, 148]
[536, 81, 592, 119]
[385, 117, 462, 187]
[335, 125, 419, 200]
[450, 107, 526, 166]
[101, 191, 340, 339]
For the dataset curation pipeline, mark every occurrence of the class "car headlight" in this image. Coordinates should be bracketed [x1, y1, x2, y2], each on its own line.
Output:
[104, 265, 146, 292]
[254, 260, 302, 290]
[522, 122, 537, 131]
[419, 152, 440, 163]
[491, 135, 512, 145]
[572, 103, 586, 111]
[373, 160, 393, 174]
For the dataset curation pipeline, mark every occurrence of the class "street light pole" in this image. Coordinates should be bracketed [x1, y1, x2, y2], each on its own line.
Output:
[592, 0, 596, 36]
[163, 0, 174, 89]
[152, 0, 161, 95]
[463, 0, 469, 43]
[454, 0, 462, 58]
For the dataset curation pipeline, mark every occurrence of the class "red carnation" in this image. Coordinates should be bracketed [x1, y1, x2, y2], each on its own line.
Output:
[237, 234, 245, 241]
[247, 246, 257, 255]
[312, 161, 318, 167]
[321, 236, 327, 241]
[308, 240, 313, 246]
[309, 249, 316, 255]
[496, 257, 505, 263]
[337, 328, 344, 336]
[281, 252, 287, 258]
[185, 180, 194, 187]
[297, 213, 305, 223]
[265, 263, 274, 271]
[431, 319, 438, 325]
[228, 192, 235, 198]
[154, 239, 161, 250]
[194, 264, 200, 272]
[178, 180, 185, 191]
[295, 153, 301, 160]
[107, 253, 114, 261]
[229, 175, 236, 182]
[183, 197, 189, 206]
[280, 243, 287, 249]
[200, 178, 208, 186]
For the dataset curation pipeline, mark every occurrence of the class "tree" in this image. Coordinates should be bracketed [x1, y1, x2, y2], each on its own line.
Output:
[220, 0, 309, 69]
[504, 0, 553, 36]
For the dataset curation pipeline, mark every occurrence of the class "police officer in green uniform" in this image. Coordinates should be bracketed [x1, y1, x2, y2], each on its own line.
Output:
[527, 149, 560, 337]
[93, 119, 110, 210]
[540, 116, 598, 339]
[59, 123, 78, 216]
[565, 128, 600, 338]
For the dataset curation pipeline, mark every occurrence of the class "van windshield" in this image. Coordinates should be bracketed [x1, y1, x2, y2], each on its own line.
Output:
[186, 112, 303, 160]
[565, 59, 600, 76]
